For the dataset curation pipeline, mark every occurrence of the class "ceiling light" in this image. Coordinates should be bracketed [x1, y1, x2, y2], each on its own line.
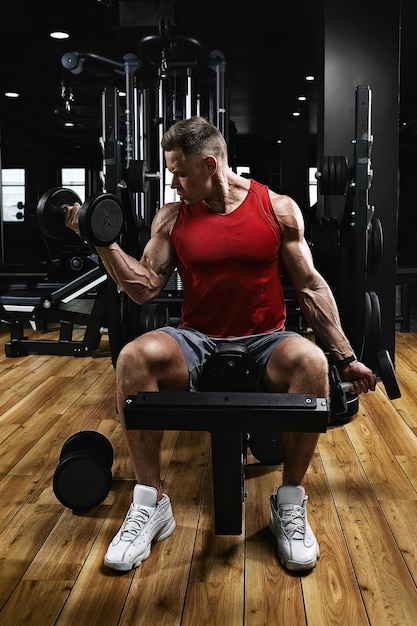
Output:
[298, 95, 307, 102]
[50, 30, 70, 40]
[305, 75, 315, 81]
[5, 90, 20, 98]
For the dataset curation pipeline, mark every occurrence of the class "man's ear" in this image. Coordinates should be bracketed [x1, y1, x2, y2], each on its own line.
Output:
[205, 156, 217, 175]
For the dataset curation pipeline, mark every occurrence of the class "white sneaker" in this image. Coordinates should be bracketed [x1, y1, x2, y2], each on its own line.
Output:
[104, 484, 176, 571]
[269, 485, 319, 571]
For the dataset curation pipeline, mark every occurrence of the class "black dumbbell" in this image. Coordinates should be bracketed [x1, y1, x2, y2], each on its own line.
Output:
[36, 187, 124, 247]
[330, 349, 401, 416]
[53, 431, 114, 511]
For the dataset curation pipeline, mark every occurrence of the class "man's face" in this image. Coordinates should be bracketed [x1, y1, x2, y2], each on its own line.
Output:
[165, 148, 213, 205]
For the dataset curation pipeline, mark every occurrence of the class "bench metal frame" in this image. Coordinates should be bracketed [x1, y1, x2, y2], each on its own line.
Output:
[125, 391, 329, 534]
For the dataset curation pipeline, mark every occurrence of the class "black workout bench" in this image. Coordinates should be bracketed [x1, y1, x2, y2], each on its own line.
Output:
[124, 343, 329, 535]
[0, 264, 108, 357]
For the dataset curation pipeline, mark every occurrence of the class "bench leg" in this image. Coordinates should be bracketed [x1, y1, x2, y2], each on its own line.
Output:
[210, 431, 244, 535]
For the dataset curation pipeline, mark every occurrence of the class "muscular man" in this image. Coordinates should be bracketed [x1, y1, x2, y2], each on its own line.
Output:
[66, 116, 375, 573]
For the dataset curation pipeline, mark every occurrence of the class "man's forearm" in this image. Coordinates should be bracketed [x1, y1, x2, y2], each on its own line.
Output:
[296, 283, 355, 363]
[96, 244, 163, 304]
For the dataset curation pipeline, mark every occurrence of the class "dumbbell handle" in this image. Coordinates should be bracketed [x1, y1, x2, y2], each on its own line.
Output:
[339, 375, 377, 392]
[336, 349, 401, 401]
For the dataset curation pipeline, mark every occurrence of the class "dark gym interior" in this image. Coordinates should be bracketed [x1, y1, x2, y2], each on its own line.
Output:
[0, 0, 415, 357]
[1, 2, 417, 624]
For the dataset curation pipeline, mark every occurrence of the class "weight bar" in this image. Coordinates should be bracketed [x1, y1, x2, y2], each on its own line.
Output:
[53, 430, 114, 511]
[330, 349, 401, 416]
[36, 187, 124, 247]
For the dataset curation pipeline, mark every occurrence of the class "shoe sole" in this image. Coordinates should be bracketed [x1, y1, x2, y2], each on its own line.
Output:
[104, 518, 176, 572]
[277, 548, 319, 571]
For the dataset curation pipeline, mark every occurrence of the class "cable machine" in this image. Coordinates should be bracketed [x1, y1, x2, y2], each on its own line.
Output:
[62, 18, 229, 364]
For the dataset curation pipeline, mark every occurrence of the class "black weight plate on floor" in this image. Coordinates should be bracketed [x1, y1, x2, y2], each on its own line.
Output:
[60, 430, 114, 467]
[53, 452, 112, 511]
[376, 350, 401, 399]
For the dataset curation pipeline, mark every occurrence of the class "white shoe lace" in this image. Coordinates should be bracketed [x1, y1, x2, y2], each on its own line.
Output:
[279, 505, 305, 540]
[121, 505, 151, 541]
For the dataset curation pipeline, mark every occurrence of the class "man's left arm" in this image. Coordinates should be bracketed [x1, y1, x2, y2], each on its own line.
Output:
[275, 194, 375, 390]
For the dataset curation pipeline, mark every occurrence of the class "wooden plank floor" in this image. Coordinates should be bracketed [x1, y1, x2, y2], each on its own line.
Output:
[0, 322, 416, 625]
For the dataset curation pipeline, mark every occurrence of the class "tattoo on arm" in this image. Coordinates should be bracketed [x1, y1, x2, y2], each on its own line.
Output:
[156, 252, 176, 278]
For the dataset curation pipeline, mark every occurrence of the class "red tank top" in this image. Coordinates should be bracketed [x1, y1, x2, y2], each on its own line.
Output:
[170, 179, 286, 337]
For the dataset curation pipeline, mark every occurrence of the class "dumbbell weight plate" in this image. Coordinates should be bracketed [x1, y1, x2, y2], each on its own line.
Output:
[53, 452, 112, 511]
[78, 192, 124, 247]
[376, 350, 401, 399]
[53, 431, 114, 511]
[36, 187, 82, 240]
[329, 364, 348, 416]
[327, 365, 359, 428]
[59, 430, 114, 466]
[330, 348, 401, 406]
[328, 363, 361, 428]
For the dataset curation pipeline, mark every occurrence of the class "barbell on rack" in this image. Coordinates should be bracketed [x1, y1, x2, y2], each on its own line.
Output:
[36, 187, 124, 247]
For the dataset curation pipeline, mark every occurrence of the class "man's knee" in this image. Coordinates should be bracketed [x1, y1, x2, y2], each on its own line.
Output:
[266, 336, 328, 394]
[116, 333, 168, 375]
[116, 331, 189, 392]
[300, 341, 328, 373]
[296, 342, 329, 394]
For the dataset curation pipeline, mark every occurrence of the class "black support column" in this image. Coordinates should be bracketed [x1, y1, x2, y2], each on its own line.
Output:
[317, 0, 400, 361]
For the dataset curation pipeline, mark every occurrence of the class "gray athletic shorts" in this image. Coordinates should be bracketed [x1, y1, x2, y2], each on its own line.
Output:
[158, 326, 300, 391]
